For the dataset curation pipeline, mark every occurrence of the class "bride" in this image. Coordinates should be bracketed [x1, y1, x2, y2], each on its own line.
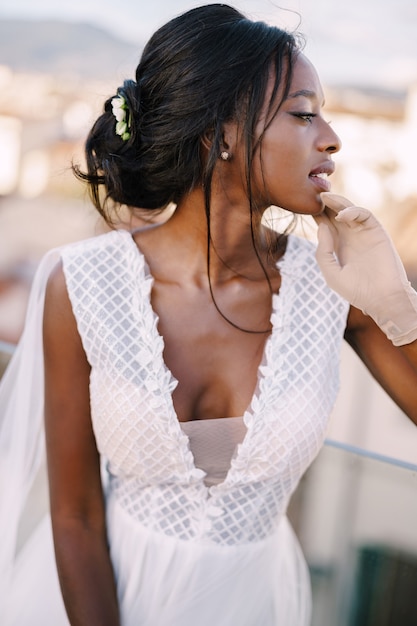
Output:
[1, 5, 417, 625]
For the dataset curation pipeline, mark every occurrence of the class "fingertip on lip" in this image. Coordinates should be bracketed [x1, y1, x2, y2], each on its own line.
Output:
[319, 192, 354, 211]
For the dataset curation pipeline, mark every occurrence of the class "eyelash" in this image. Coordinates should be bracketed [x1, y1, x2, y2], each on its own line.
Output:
[292, 112, 317, 123]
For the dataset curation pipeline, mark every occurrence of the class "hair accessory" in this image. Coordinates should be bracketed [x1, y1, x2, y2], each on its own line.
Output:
[111, 94, 131, 141]
[220, 151, 231, 161]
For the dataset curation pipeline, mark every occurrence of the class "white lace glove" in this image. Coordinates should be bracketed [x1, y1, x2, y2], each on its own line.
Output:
[314, 192, 417, 346]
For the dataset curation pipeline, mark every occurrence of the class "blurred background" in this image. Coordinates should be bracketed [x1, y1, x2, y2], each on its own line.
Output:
[0, 2, 417, 624]
[0, 0, 417, 342]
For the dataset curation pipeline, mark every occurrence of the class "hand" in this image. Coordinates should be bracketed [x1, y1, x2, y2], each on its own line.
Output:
[314, 192, 417, 346]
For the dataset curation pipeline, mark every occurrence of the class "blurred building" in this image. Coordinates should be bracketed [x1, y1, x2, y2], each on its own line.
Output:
[1, 63, 417, 335]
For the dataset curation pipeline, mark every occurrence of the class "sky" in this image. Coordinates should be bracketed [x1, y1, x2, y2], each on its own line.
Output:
[1, 0, 417, 89]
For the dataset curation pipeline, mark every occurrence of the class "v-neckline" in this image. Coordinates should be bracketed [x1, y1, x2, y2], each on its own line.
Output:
[122, 229, 292, 490]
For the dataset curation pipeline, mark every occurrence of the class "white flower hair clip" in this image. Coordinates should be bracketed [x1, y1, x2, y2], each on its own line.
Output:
[111, 94, 131, 141]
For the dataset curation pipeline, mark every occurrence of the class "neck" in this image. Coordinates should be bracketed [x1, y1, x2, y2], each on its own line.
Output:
[168, 188, 277, 284]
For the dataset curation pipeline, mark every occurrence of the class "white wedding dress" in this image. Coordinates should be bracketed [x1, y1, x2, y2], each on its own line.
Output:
[0, 230, 349, 625]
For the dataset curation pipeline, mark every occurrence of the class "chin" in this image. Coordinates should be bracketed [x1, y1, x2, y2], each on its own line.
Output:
[305, 194, 326, 216]
[311, 202, 326, 216]
[278, 199, 323, 217]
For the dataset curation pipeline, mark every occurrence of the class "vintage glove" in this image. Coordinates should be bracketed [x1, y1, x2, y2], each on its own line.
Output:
[314, 192, 417, 346]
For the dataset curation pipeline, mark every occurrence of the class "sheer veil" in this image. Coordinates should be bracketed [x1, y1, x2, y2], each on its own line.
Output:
[0, 249, 60, 621]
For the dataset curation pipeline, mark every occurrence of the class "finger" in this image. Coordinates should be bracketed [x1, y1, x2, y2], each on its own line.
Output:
[315, 223, 341, 279]
[313, 210, 332, 227]
[314, 210, 341, 244]
[335, 206, 374, 229]
[320, 192, 355, 214]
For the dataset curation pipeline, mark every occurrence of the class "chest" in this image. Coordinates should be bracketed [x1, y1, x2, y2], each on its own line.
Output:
[62, 231, 349, 487]
[88, 273, 345, 487]
[152, 279, 274, 422]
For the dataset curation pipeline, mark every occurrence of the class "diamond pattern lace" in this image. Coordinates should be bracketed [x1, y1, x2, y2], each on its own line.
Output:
[61, 230, 349, 546]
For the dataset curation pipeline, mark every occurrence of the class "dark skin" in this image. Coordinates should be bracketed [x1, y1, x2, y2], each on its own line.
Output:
[44, 270, 120, 626]
[43, 208, 417, 626]
[43, 208, 282, 624]
[43, 54, 417, 624]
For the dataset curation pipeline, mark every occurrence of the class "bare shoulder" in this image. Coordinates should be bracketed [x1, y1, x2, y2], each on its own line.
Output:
[43, 260, 87, 363]
[44, 261, 75, 331]
[44, 260, 69, 306]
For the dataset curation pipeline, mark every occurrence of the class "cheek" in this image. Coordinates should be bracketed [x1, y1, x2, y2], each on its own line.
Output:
[261, 142, 303, 184]
[250, 128, 307, 198]
[262, 128, 305, 167]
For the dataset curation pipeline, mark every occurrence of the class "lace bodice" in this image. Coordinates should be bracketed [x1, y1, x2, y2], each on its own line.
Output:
[61, 230, 349, 546]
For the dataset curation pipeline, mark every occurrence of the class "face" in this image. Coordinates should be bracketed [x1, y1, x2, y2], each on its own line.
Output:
[251, 53, 341, 215]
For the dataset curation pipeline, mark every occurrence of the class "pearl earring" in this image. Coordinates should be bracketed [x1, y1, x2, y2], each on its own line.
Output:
[220, 151, 231, 161]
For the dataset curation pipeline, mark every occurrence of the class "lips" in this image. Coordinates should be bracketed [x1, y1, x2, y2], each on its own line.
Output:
[309, 162, 335, 193]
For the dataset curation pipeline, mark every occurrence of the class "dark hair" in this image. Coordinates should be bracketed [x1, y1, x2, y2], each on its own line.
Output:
[75, 3, 302, 223]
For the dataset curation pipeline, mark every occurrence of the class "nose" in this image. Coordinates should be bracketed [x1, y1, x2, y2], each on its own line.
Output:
[319, 121, 342, 154]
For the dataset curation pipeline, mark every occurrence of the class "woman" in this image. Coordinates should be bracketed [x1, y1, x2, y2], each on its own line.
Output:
[1, 4, 417, 625]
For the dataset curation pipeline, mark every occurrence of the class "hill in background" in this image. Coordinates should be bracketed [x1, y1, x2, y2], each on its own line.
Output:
[0, 19, 141, 80]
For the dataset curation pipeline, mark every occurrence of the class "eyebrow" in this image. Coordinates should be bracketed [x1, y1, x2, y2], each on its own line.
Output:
[287, 89, 317, 100]
[286, 89, 325, 107]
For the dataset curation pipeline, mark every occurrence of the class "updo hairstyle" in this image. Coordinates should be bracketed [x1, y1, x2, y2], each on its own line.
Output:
[75, 4, 301, 223]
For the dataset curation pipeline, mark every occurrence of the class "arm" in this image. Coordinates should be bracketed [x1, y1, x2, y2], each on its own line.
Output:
[345, 305, 417, 425]
[315, 192, 417, 425]
[43, 262, 120, 626]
